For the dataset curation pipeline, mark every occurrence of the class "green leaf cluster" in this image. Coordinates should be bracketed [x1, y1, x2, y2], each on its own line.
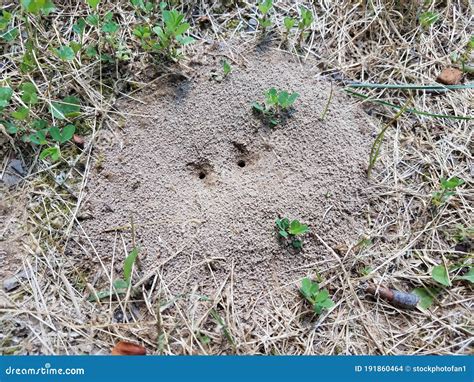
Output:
[132, 4, 194, 58]
[282, 7, 314, 45]
[300, 278, 335, 315]
[276, 218, 309, 249]
[257, 0, 273, 29]
[131, 0, 154, 13]
[252, 88, 299, 126]
[2, 86, 80, 162]
[151, 6, 194, 56]
[0, 11, 19, 42]
[298, 7, 313, 30]
[21, 0, 56, 15]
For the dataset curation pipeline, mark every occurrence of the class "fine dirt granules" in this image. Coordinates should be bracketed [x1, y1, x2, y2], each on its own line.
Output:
[77, 47, 376, 338]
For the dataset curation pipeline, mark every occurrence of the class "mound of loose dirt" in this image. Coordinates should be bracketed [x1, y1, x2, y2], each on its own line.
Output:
[78, 47, 376, 326]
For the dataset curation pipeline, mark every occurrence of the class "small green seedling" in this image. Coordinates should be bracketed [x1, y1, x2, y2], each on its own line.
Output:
[453, 224, 474, 243]
[252, 88, 299, 126]
[419, 11, 439, 29]
[276, 218, 309, 249]
[283, 17, 295, 34]
[51, 96, 81, 120]
[21, 0, 56, 15]
[297, 6, 313, 45]
[450, 35, 474, 74]
[300, 277, 335, 315]
[432, 177, 464, 206]
[130, 0, 154, 14]
[152, 5, 195, 58]
[0, 86, 13, 112]
[257, 0, 273, 30]
[133, 4, 193, 59]
[360, 266, 373, 277]
[56, 45, 76, 62]
[89, 247, 139, 301]
[210, 60, 232, 82]
[222, 60, 232, 77]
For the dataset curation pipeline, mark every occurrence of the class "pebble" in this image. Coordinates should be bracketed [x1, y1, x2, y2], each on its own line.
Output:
[436, 67, 463, 85]
[1, 159, 25, 187]
[3, 270, 30, 292]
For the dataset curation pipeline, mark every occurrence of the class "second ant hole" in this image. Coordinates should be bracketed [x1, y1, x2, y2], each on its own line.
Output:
[237, 160, 246, 168]
[199, 172, 206, 179]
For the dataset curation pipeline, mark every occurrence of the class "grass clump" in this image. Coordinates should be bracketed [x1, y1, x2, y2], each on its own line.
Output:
[252, 88, 299, 126]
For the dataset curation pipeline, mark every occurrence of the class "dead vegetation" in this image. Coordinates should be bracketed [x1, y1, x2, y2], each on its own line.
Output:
[0, 1, 472, 355]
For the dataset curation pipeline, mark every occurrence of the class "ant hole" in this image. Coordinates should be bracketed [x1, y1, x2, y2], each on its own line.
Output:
[237, 160, 246, 168]
[198, 172, 206, 179]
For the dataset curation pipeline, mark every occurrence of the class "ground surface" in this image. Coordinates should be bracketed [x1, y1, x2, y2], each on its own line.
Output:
[0, 1, 472, 355]
[77, 47, 373, 332]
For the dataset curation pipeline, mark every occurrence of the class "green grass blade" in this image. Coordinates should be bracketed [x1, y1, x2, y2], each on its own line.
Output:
[367, 98, 412, 178]
[123, 247, 139, 283]
[347, 83, 474, 91]
[345, 89, 474, 120]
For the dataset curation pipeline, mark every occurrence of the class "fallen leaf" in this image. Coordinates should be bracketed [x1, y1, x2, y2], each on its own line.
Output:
[111, 341, 146, 355]
[436, 67, 463, 85]
[431, 265, 451, 287]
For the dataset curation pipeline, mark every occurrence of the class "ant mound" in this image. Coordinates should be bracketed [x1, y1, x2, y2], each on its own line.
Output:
[78, 48, 376, 345]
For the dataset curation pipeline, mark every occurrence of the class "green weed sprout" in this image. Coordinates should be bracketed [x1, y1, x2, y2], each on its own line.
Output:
[132, 3, 194, 59]
[257, 0, 273, 31]
[89, 247, 139, 301]
[283, 17, 295, 34]
[450, 35, 474, 74]
[222, 60, 232, 77]
[2, 84, 80, 162]
[300, 278, 335, 315]
[21, 0, 56, 15]
[453, 224, 474, 244]
[419, 11, 439, 29]
[297, 6, 313, 45]
[432, 177, 464, 206]
[252, 88, 299, 126]
[153, 7, 194, 56]
[130, 0, 154, 14]
[276, 218, 309, 249]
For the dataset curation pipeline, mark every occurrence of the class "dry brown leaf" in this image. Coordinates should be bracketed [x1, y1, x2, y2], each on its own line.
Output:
[111, 341, 146, 355]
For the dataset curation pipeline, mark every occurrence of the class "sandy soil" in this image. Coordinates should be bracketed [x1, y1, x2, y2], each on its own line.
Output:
[75, 47, 376, 326]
